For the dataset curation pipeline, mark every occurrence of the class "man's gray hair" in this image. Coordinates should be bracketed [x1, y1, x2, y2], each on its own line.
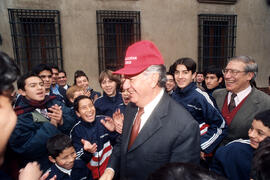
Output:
[229, 55, 258, 81]
[143, 64, 167, 88]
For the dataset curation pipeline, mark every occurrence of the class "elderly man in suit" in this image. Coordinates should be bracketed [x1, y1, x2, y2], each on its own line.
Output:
[213, 56, 270, 146]
[100, 40, 200, 180]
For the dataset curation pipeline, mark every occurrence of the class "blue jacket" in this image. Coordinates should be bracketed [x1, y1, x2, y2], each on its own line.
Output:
[9, 98, 77, 170]
[94, 91, 123, 117]
[211, 139, 254, 180]
[172, 82, 227, 153]
[46, 160, 90, 180]
[70, 116, 118, 179]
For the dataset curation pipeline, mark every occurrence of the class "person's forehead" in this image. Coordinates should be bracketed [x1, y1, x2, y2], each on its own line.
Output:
[79, 98, 93, 105]
[176, 64, 188, 70]
[59, 147, 75, 157]
[226, 60, 246, 69]
[77, 76, 87, 80]
[25, 76, 43, 84]
[166, 74, 174, 79]
[206, 73, 218, 78]
[52, 68, 59, 73]
[39, 70, 52, 76]
[59, 72, 66, 77]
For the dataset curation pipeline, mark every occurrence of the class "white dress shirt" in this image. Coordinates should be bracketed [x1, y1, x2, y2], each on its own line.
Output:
[227, 85, 252, 106]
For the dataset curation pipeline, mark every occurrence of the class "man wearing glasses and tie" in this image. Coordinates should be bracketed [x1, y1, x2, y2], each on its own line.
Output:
[213, 56, 270, 146]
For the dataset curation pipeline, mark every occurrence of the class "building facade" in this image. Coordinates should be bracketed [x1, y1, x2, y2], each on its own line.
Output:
[0, 0, 269, 90]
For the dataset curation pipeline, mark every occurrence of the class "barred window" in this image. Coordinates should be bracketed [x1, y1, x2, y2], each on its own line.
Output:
[198, 14, 237, 71]
[8, 9, 63, 73]
[96, 10, 141, 72]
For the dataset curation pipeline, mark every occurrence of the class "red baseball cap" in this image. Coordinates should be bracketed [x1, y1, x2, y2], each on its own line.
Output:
[113, 40, 164, 75]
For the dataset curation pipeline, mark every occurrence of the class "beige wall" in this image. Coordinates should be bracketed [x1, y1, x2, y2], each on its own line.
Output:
[0, 0, 270, 90]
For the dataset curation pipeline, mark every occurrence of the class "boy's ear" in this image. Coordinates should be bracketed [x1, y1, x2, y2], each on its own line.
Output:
[75, 111, 81, 117]
[20, 89, 27, 97]
[48, 156, 56, 163]
[218, 77, 223, 83]
[192, 72, 197, 80]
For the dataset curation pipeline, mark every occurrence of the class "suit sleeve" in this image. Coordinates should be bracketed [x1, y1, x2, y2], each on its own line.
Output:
[170, 118, 201, 164]
[106, 133, 121, 173]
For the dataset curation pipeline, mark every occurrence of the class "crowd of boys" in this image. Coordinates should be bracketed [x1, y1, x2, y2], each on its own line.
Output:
[0, 40, 270, 180]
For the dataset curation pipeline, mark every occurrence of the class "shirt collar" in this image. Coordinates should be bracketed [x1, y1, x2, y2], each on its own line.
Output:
[139, 88, 164, 131]
[228, 85, 252, 106]
[55, 163, 72, 176]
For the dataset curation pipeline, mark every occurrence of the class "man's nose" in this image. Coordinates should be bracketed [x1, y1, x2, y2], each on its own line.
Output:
[123, 79, 130, 90]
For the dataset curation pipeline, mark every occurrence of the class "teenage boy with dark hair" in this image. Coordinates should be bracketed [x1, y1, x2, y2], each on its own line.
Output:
[70, 95, 118, 179]
[171, 57, 227, 160]
[9, 73, 76, 171]
[32, 64, 68, 104]
[58, 70, 70, 90]
[165, 72, 176, 96]
[211, 109, 270, 180]
[46, 134, 90, 180]
[204, 67, 224, 96]
[74, 70, 101, 102]
[195, 71, 205, 90]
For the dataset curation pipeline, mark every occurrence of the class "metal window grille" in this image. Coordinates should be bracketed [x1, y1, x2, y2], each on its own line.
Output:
[198, 14, 237, 71]
[8, 9, 63, 73]
[96, 10, 141, 72]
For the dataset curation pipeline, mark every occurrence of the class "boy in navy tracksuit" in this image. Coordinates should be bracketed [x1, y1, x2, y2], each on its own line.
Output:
[94, 69, 124, 117]
[46, 134, 90, 180]
[211, 110, 270, 180]
[70, 95, 118, 179]
[171, 58, 227, 159]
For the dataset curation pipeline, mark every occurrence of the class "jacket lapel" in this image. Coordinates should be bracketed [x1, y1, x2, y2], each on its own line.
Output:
[128, 93, 168, 152]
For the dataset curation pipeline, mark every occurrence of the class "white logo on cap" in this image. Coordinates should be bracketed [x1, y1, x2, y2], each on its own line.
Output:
[125, 56, 137, 61]
[126, 61, 132, 64]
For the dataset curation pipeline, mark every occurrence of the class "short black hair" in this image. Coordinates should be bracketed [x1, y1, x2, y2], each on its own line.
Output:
[50, 65, 59, 72]
[32, 64, 52, 75]
[166, 72, 175, 81]
[171, 57, 197, 74]
[46, 134, 73, 159]
[59, 70, 67, 77]
[74, 70, 88, 85]
[254, 110, 270, 129]
[17, 72, 41, 91]
[204, 66, 223, 79]
[73, 95, 92, 112]
[148, 162, 226, 180]
[251, 137, 270, 180]
[0, 51, 20, 95]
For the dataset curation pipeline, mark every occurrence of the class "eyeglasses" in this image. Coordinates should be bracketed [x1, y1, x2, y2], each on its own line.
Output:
[222, 69, 246, 76]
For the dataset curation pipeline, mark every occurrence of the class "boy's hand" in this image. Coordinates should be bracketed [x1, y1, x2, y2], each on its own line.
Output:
[112, 109, 124, 134]
[48, 104, 63, 126]
[99, 168, 114, 180]
[81, 139, 97, 153]
[84, 90, 91, 97]
[101, 117, 115, 132]
[40, 171, 57, 180]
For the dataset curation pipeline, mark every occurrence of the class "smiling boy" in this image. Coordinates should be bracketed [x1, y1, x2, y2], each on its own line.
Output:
[9, 73, 76, 170]
[171, 58, 226, 158]
[211, 109, 270, 180]
[46, 134, 90, 180]
[70, 95, 118, 179]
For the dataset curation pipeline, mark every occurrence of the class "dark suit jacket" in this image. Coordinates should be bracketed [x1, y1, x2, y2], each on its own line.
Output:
[108, 92, 200, 180]
[213, 87, 270, 145]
